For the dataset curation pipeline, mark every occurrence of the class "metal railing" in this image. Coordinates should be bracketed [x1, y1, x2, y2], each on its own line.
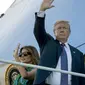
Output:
[0, 59, 85, 78]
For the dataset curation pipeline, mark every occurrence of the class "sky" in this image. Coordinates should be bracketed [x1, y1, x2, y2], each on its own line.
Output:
[0, 0, 85, 62]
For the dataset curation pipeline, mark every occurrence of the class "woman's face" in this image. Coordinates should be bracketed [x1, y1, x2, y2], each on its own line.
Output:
[19, 49, 32, 64]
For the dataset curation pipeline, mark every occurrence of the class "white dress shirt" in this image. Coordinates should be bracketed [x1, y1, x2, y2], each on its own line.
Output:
[37, 12, 72, 85]
[46, 43, 72, 85]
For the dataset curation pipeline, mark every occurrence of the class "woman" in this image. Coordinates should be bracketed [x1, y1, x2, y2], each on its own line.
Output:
[13, 44, 39, 85]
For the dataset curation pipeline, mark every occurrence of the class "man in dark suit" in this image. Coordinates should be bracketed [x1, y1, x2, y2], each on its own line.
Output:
[33, 0, 85, 85]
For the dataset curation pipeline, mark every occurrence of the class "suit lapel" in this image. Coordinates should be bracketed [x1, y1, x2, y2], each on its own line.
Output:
[69, 45, 80, 85]
[55, 40, 62, 65]
[69, 45, 76, 72]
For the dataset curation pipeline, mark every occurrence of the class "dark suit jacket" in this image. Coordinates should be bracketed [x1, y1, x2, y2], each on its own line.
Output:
[33, 13, 85, 85]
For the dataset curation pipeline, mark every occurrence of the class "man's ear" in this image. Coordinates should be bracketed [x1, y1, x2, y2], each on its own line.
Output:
[54, 30, 57, 37]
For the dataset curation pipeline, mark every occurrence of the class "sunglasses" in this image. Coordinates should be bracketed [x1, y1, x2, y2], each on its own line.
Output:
[19, 52, 31, 57]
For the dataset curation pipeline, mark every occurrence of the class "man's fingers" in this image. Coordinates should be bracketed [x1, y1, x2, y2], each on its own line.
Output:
[50, 0, 54, 4]
[49, 0, 54, 9]
[44, 0, 54, 4]
[49, 5, 55, 9]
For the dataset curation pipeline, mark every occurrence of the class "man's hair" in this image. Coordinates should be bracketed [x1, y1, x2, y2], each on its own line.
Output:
[54, 20, 71, 32]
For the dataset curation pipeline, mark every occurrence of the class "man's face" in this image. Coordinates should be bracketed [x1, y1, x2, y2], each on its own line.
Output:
[54, 22, 70, 41]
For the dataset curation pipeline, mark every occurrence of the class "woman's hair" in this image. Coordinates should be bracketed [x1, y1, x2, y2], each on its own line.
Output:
[19, 46, 39, 65]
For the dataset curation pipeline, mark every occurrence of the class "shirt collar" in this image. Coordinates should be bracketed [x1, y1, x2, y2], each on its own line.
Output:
[60, 42, 68, 48]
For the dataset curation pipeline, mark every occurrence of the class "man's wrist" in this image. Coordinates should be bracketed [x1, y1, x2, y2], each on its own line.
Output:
[37, 11, 45, 17]
[39, 8, 45, 11]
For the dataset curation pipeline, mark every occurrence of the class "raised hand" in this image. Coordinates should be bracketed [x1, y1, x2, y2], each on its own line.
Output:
[40, 0, 54, 11]
[13, 43, 20, 62]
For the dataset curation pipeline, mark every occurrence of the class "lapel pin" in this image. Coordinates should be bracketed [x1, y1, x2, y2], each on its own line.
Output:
[73, 51, 75, 53]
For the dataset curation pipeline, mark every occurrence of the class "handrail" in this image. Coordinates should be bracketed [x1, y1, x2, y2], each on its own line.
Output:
[0, 59, 85, 78]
